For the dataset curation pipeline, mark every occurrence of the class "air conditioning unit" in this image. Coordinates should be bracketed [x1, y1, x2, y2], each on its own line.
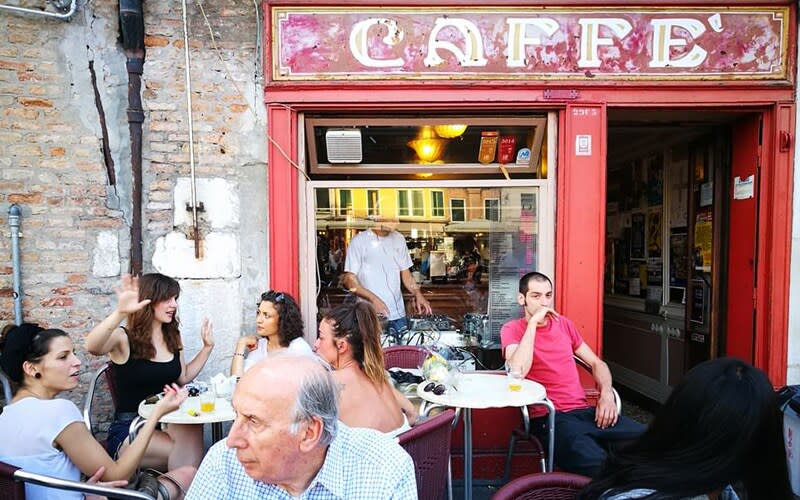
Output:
[325, 129, 363, 163]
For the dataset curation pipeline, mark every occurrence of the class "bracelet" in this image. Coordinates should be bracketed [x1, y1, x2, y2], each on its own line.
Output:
[234, 352, 246, 357]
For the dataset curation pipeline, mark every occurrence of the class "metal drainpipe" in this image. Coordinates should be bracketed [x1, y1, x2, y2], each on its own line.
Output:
[0, 0, 79, 20]
[8, 204, 23, 325]
[119, 0, 145, 275]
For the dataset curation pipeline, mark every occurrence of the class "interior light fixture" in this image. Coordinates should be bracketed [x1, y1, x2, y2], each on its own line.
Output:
[433, 124, 468, 139]
[407, 125, 448, 163]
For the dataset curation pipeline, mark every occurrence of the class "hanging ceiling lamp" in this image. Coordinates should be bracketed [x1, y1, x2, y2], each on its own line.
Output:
[433, 124, 468, 139]
[407, 125, 448, 163]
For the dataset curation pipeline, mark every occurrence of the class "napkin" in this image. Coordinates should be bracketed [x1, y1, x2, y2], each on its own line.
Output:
[209, 373, 237, 397]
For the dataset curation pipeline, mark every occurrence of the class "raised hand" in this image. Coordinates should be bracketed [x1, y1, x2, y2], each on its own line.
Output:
[528, 305, 559, 327]
[200, 318, 214, 349]
[236, 335, 259, 353]
[152, 383, 187, 418]
[114, 274, 151, 315]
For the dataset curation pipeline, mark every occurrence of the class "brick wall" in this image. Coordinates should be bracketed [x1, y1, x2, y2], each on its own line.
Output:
[0, 1, 268, 419]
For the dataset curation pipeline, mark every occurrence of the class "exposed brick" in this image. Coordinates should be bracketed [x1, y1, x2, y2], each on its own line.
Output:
[8, 193, 42, 204]
[18, 97, 53, 108]
[41, 297, 74, 307]
[145, 35, 170, 47]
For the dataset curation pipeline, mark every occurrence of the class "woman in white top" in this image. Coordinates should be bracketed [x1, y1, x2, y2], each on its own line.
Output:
[0, 324, 195, 499]
[230, 290, 312, 376]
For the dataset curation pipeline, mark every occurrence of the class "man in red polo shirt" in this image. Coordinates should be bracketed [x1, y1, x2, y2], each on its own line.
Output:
[501, 271, 644, 477]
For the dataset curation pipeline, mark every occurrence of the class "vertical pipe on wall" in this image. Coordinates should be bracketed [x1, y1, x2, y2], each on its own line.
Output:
[181, 0, 201, 259]
[119, 0, 145, 275]
[8, 204, 23, 325]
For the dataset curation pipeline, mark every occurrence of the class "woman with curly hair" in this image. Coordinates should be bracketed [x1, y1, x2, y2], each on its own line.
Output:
[86, 273, 214, 472]
[314, 299, 417, 436]
[230, 290, 311, 376]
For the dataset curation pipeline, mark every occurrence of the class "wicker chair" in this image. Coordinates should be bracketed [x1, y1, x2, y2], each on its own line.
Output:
[383, 345, 428, 369]
[398, 408, 456, 500]
[491, 471, 591, 500]
[0, 459, 154, 500]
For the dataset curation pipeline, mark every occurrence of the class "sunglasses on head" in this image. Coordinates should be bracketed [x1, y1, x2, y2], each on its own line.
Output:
[264, 290, 285, 303]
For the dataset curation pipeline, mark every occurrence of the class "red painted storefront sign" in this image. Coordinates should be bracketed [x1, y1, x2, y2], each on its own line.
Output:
[271, 7, 789, 82]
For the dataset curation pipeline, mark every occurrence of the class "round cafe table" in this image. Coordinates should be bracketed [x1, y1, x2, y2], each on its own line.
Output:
[138, 397, 235, 442]
[416, 372, 555, 500]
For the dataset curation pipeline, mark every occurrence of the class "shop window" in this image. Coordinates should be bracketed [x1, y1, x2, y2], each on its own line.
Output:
[338, 189, 352, 216]
[310, 183, 550, 347]
[306, 114, 547, 177]
[431, 191, 445, 217]
[485, 198, 500, 221]
[450, 198, 466, 222]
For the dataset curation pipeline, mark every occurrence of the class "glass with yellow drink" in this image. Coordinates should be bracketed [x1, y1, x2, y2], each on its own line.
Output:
[200, 387, 216, 413]
[506, 364, 523, 392]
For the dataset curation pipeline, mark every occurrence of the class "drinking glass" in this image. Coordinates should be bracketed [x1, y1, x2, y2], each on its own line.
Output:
[200, 387, 216, 413]
[506, 364, 523, 392]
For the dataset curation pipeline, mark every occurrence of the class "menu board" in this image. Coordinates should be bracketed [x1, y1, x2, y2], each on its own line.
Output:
[487, 270, 521, 345]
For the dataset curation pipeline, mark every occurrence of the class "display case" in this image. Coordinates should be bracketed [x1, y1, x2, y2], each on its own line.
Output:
[305, 114, 547, 176]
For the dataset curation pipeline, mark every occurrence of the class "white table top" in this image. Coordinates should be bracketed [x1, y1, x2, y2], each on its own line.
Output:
[138, 397, 236, 425]
[416, 371, 547, 409]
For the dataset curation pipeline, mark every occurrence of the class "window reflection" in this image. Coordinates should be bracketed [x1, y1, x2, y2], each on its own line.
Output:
[315, 186, 541, 346]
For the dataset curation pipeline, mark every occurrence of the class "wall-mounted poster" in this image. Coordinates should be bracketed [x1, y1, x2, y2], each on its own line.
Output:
[669, 229, 688, 287]
[693, 210, 713, 271]
[647, 209, 662, 259]
[631, 213, 645, 259]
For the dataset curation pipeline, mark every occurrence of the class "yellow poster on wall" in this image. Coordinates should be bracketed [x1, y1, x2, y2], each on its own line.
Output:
[693, 211, 713, 272]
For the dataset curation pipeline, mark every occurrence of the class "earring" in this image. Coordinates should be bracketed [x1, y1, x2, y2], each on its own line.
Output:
[34, 372, 41, 379]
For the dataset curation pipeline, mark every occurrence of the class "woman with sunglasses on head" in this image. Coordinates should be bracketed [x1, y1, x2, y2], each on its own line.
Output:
[0, 324, 195, 500]
[229, 290, 312, 376]
[85, 273, 213, 472]
[314, 299, 418, 436]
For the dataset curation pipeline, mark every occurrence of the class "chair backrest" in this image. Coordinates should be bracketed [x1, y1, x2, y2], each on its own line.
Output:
[0, 369, 13, 407]
[83, 362, 118, 434]
[0, 460, 25, 500]
[491, 471, 591, 500]
[574, 355, 621, 415]
[0, 459, 155, 500]
[383, 345, 428, 369]
[397, 408, 456, 500]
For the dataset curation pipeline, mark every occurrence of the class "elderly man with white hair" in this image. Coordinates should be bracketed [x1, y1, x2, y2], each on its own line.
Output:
[185, 354, 417, 499]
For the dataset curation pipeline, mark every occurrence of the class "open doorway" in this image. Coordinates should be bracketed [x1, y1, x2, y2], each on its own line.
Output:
[602, 109, 761, 402]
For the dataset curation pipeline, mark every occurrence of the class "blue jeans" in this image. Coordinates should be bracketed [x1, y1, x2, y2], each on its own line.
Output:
[384, 317, 409, 344]
[529, 407, 645, 477]
[106, 412, 137, 458]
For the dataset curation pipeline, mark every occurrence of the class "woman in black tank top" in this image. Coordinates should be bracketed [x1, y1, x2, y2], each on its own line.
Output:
[86, 273, 214, 474]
